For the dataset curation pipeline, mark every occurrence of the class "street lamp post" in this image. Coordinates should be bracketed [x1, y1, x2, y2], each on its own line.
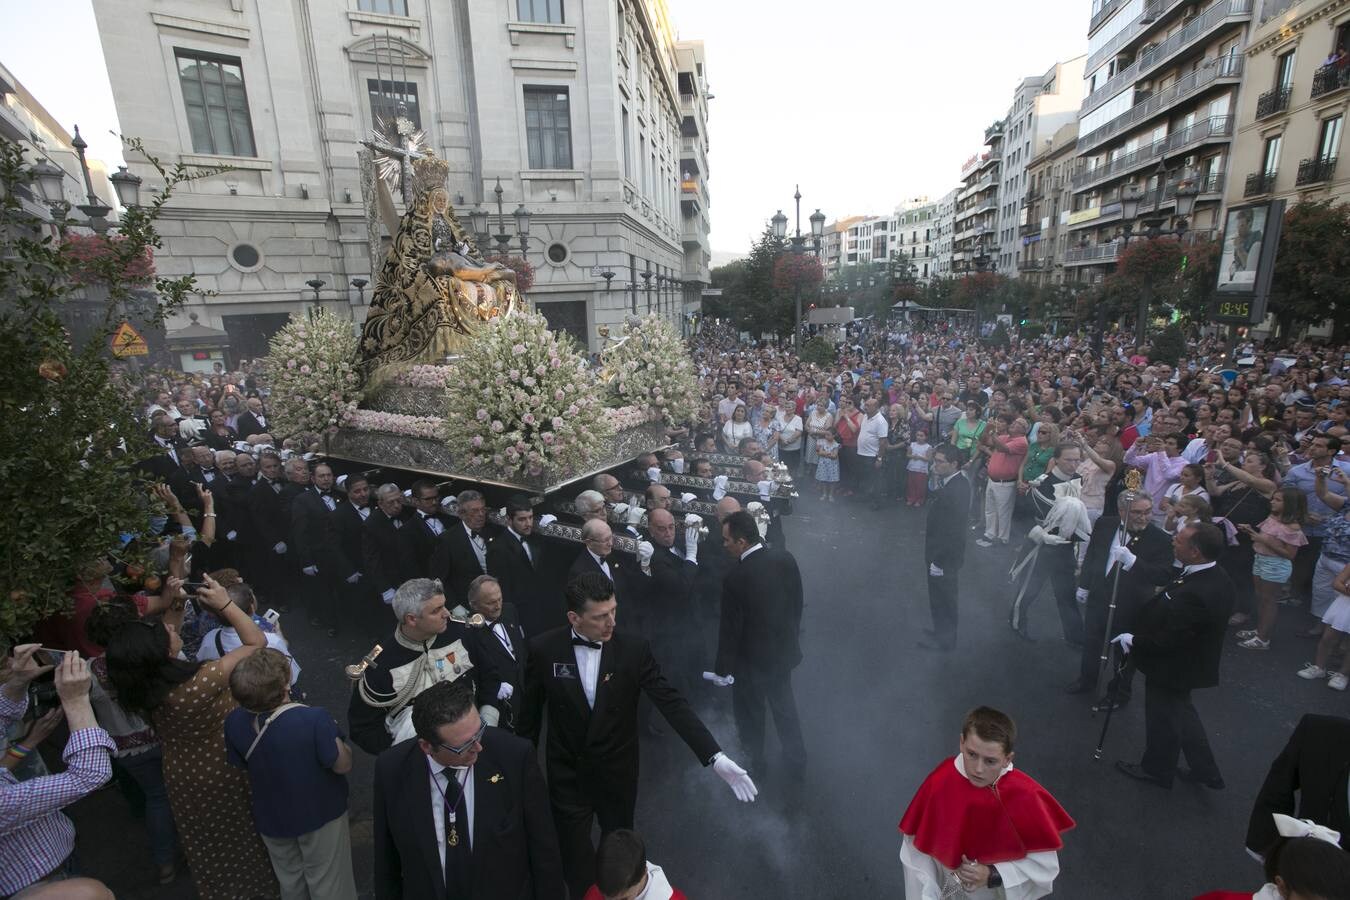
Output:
[769, 186, 825, 345]
[1118, 160, 1200, 343]
[350, 278, 369, 306]
[641, 269, 653, 313]
[473, 178, 532, 258]
[305, 278, 326, 317]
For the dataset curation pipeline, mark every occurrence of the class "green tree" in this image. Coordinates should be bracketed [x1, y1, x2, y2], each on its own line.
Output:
[1268, 199, 1350, 338]
[0, 141, 206, 647]
[1149, 322, 1188, 366]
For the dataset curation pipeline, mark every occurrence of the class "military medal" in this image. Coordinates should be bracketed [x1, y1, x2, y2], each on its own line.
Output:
[447, 812, 459, 847]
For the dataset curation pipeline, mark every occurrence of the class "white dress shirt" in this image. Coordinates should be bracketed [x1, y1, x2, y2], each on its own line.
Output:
[493, 622, 516, 660]
[739, 544, 762, 562]
[357, 505, 371, 521]
[428, 761, 475, 868]
[587, 548, 612, 580]
[465, 522, 488, 571]
[419, 510, 445, 535]
[571, 629, 602, 708]
[1180, 561, 1217, 577]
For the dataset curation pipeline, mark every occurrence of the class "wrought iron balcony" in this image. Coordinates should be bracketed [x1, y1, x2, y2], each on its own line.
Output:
[1243, 170, 1276, 197]
[1077, 56, 1244, 154]
[1311, 63, 1350, 99]
[1295, 156, 1337, 186]
[1255, 86, 1291, 119]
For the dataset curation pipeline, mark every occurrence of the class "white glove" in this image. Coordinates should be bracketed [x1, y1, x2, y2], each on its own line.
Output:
[928, 563, 944, 577]
[712, 752, 758, 802]
[702, 671, 734, 687]
[684, 513, 703, 529]
[496, 683, 514, 701]
[441, 496, 457, 511]
[1111, 632, 1134, 654]
[684, 539, 699, 563]
[346, 572, 362, 584]
[226, 530, 237, 541]
[637, 541, 655, 567]
[757, 480, 774, 501]
[273, 541, 287, 554]
[403, 488, 412, 497]
[381, 588, 396, 604]
[302, 565, 319, 576]
[538, 514, 558, 528]
[336, 474, 348, 488]
[647, 466, 661, 483]
[670, 458, 685, 474]
[1076, 587, 1089, 604]
[626, 504, 645, 526]
[613, 502, 630, 519]
[1027, 525, 1047, 544]
[680, 492, 698, 503]
[1109, 543, 1137, 571]
[713, 475, 729, 500]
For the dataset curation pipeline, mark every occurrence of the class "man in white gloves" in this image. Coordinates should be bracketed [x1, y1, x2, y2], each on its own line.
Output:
[519, 571, 756, 899]
[643, 510, 702, 695]
[1066, 490, 1174, 707]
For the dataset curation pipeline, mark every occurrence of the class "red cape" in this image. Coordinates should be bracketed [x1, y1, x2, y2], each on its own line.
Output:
[898, 756, 1075, 870]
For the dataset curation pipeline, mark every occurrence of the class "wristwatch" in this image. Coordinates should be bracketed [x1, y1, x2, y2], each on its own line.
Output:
[986, 866, 1002, 889]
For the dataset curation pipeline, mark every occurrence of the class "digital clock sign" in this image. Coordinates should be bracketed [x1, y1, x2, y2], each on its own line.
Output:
[1211, 299, 1253, 325]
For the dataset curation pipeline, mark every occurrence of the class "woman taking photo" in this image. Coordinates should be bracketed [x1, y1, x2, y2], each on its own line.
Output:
[106, 574, 277, 900]
[1208, 447, 1276, 628]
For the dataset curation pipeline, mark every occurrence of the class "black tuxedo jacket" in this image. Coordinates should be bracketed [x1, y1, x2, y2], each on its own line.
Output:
[408, 511, 454, 575]
[468, 604, 529, 727]
[487, 531, 563, 638]
[372, 729, 565, 900]
[925, 472, 970, 572]
[430, 521, 502, 608]
[247, 477, 292, 549]
[1078, 517, 1175, 628]
[715, 544, 803, 676]
[235, 410, 269, 441]
[1246, 714, 1350, 854]
[140, 435, 183, 483]
[646, 545, 697, 640]
[364, 510, 423, 597]
[291, 488, 340, 572]
[567, 548, 648, 613]
[1131, 564, 1234, 690]
[519, 627, 720, 809]
[332, 501, 371, 580]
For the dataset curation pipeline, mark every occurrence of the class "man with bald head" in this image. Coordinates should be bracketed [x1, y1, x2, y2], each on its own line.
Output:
[575, 490, 607, 522]
[592, 474, 626, 506]
[646, 508, 703, 695]
[568, 519, 649, 639]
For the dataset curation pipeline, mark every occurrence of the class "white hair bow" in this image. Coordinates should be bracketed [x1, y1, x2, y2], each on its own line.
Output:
[1273, 814, 1341, 846]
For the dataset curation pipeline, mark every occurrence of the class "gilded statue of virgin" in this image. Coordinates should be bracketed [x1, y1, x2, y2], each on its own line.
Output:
[359, 152, 525, 381]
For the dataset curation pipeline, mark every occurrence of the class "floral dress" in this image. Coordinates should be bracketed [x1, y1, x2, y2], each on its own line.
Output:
[816, 438, 841, 483]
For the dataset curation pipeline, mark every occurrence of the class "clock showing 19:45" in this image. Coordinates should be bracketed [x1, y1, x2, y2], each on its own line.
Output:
[1211, 298, 1253, 324]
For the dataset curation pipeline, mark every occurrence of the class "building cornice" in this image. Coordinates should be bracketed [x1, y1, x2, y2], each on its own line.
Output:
[1247, 0, 1350, 55]
[150, 12, 249, 42]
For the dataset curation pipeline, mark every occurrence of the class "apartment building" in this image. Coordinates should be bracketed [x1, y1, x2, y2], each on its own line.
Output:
[933, 187, 959, 277]
[92, 0, 703, 354]
[951, 124, 1003, 275]
[1018, 123, 1081, 286]
[892, 197, 939, 281]
[994, 56, 1088, 274]
[1227, 0, 1349, 209]
[1065, 0, 1255, 285]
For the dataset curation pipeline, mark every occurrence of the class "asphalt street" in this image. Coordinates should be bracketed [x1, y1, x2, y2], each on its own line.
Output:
[67, 491, 1350, 899]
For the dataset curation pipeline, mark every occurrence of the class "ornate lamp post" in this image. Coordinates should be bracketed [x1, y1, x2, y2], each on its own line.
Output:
[305, 278, 326, 317]
[1118, 160, 1200, 342]
[769, 186, 825, 344]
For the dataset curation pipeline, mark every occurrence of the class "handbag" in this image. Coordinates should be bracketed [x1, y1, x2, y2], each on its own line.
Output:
[244, 702, 306, 761]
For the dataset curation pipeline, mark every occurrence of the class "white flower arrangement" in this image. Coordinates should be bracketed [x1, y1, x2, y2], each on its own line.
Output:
[603, 405, 658, 431]
[443, 313, 613, 478]
[342, 409, 447, 440]
[392, 364, 454, 390]
[606, 315, 700, 425]
[263, 309, 363, 437]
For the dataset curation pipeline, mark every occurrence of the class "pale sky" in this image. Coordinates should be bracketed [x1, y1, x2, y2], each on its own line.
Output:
[2, 0, 1089, 256]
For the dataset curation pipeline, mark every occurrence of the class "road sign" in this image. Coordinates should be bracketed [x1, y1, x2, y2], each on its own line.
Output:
[110, 321, 148, 358]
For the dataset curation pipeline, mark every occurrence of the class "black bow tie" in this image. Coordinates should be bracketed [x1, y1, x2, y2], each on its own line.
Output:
[470, 530, 483, 540]
[572, 636, 602, 651]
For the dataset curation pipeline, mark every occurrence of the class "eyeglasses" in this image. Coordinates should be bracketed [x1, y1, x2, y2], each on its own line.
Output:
[434, 720, 487, 755]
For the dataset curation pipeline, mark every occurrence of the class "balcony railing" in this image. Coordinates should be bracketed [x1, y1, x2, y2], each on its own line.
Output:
[1072, 116, 1233, 191]
[1255, 86, 1291, 119]
[1082, 0, 1253, 113]
[1243, 170, 1277, 197]
[1019, 221, 1042, 237]
[1311, 63, 1350, 99]
[1089, 0, 1130, 36]
[1065, 242, 1123, 264]
[1078, 55, 1243, 153]
[1295, 156, 1338, 186]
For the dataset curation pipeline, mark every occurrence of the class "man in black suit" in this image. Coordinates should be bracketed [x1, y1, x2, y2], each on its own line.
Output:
[568, 520, 649, 633]
[365, 483, 423, 608]
[334, 473, 379, 631]
[1115, 522, 1234, 790]
[1067, 491, 1174, 703]
[408, 480, 452, 575]
[141, 412, 185, 482]
[920, 444, 971, 652]
[488, 496, 564, 638]
[247, 451, 292, 607]
[430, 489, 500, 609]
[520, 571, 755, 899]
[711, 510, 807, 777]
[1246, 713, 1350, 854]
[373, 679, 565, 900]
[643, 508, 702, 695]
[465, 575, 528, 732]
[291, 462, 344, 634]
[235, 396, 270, 441]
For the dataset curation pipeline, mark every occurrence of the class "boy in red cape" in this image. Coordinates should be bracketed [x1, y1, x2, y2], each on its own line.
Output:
[898, 706, 1075, 899]
[583, 829, 686, 900]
